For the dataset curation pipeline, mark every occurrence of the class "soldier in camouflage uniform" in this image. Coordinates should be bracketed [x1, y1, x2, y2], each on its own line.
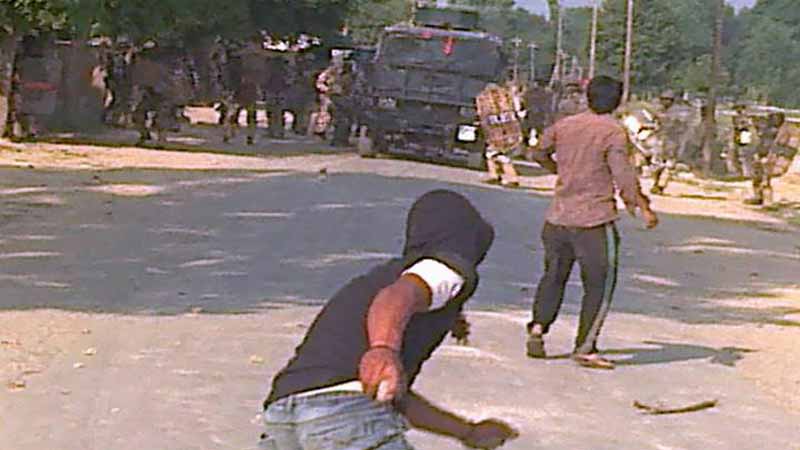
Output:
[554, 81, 586, 121]
[130, 46, 173, 145]
[284, 52, 317, 135]
[477, 82, 523, 188]
[223, 36, 263, 145]
[208, 37, 231, 127]
[325, 58, 356, 147]
[650, 90, 691, 195]
[263, 53, 289, 139]
[104, 37, 134, 127]
[731, 103, 756, 177]
[744, 112, 791, 205]
[131, 42, 195, 145]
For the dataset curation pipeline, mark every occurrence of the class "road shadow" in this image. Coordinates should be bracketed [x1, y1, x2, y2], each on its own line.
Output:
[603, 341, 757, 367]
[34, 123, 351, 158]
[0, 169, 797, 331]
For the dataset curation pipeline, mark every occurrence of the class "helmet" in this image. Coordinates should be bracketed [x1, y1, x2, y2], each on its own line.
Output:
[659, 89, 675, 100]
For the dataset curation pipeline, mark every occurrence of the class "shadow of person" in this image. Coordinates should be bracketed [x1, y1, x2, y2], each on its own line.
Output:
[601, 341, 756, 367]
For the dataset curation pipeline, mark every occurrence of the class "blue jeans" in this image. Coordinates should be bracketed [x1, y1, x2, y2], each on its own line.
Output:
[259, 392, 415, 450]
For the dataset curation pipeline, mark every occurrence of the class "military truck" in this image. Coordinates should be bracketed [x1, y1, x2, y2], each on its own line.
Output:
[363, 6, 508, 168]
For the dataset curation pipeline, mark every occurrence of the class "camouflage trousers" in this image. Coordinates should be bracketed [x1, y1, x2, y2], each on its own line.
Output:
[222, 96, 258, 144]
[749, 154, 774, 204]
[133, 90, 173, 144]
[650, 141, 679, 192]
[485, 146, 519, 185]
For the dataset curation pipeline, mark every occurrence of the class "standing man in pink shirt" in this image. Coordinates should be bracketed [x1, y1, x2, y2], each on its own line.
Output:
[524, 76, 659, 370]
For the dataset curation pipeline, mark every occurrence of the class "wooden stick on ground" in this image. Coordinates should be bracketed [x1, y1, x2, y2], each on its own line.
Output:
[633, 399, 718, 415]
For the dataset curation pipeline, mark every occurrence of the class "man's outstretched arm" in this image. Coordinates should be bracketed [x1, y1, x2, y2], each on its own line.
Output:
[607, 133, 658, 228]
[359, 274, 431, 401]
[399, 391, 519, 449]
[526, 125, 558, 174]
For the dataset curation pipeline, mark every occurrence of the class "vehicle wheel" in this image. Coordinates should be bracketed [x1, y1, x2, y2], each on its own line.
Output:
[466, 151, 487, 170]
[362, 127, 387, 157]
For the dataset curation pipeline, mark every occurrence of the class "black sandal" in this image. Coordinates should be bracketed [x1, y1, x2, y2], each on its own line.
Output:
[526, 333, 546, 358]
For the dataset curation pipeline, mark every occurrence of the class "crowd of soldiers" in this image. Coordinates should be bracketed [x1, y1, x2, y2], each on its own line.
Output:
[97, 34, 363, 148]
[632, 89, 798, 205]
[475, 76, 797, 206]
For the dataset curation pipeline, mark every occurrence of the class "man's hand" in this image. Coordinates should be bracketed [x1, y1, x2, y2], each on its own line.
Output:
[641, 207, 659, 229]
[450, 313, 471, 345]
[462, 419, 520, 449]
[359, 347, 406, 403]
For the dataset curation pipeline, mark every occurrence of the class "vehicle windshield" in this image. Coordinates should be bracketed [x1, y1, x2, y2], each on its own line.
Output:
[379, 33, 503, 79]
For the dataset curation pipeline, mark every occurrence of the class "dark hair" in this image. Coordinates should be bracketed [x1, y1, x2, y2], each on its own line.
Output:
[587, 76, 623, 114]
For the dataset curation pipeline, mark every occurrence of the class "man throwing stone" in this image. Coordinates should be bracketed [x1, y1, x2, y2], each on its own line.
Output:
[260, 190, 518, 449]
[525, 76, 659, 370]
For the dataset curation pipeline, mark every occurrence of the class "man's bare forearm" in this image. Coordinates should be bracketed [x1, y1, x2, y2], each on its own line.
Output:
[398, 391, 472, 441]
[530, 149, 558, 174]
[366, 275, 430, 350]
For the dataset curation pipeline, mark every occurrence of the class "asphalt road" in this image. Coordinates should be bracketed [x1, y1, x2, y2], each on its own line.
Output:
[0, 168, 797, 329]
[2, 165, 800, 450]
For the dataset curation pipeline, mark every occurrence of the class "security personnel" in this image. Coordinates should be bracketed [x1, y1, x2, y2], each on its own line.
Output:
[326, 56, 356, 147]
[745, 112, 789, 206]
[131, 42, 174, 145]
[730, 103, 756, 176]
[477, 82, 523, 188]
[730, 103, 755, 176]
[104, 37, 134, 127]
[224, 36, 263, 145]
[555, 81, 586, 121]
[650, 90, 690, 195]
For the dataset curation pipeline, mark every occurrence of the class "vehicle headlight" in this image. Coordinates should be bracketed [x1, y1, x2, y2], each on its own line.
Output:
[528, 128, 539, 147]
[377, 97, 397, 109]
[457, 125, 478, 142]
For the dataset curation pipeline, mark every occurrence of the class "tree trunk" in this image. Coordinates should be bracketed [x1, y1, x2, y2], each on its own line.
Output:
[588, 0, 598, 80]
[0, 33, 17, 138]
[702, 0, 724, 175]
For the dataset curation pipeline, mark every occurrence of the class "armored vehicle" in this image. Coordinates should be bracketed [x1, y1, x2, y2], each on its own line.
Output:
[364, 6, 508, 167]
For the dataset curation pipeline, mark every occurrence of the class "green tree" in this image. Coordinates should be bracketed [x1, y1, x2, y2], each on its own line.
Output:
[345, 0, 411, 45]
[562, 7, 591, 73]
[728, 0, 800, 107]
[0, 0, 69, 35]
[597, 0, 682, 94]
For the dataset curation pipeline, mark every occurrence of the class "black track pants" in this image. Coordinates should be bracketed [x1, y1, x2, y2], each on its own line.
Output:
[528, 221, 620, 354]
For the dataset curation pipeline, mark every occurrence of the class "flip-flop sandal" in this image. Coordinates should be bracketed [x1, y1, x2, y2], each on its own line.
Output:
[572, 354, 615, 370]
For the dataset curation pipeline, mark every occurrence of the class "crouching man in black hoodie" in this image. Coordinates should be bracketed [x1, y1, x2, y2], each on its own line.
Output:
[260, 190, 518, 450]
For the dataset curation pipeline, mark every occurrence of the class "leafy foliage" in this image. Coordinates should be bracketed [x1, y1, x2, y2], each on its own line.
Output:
[0, 0, 69, 35]
[1, 0, 799, 107]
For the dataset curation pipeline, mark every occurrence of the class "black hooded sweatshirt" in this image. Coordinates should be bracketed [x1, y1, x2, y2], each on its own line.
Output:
[265, 190, 495, 407]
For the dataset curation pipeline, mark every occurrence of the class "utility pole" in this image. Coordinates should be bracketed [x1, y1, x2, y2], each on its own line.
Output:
[588, 0, 599, 80]
[622, 0, 634, 103]
[511, 37, 522, 84]
[549, 4, 564, 88]
[702, 0, 724, 174]
[529, 42, 538, 85]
